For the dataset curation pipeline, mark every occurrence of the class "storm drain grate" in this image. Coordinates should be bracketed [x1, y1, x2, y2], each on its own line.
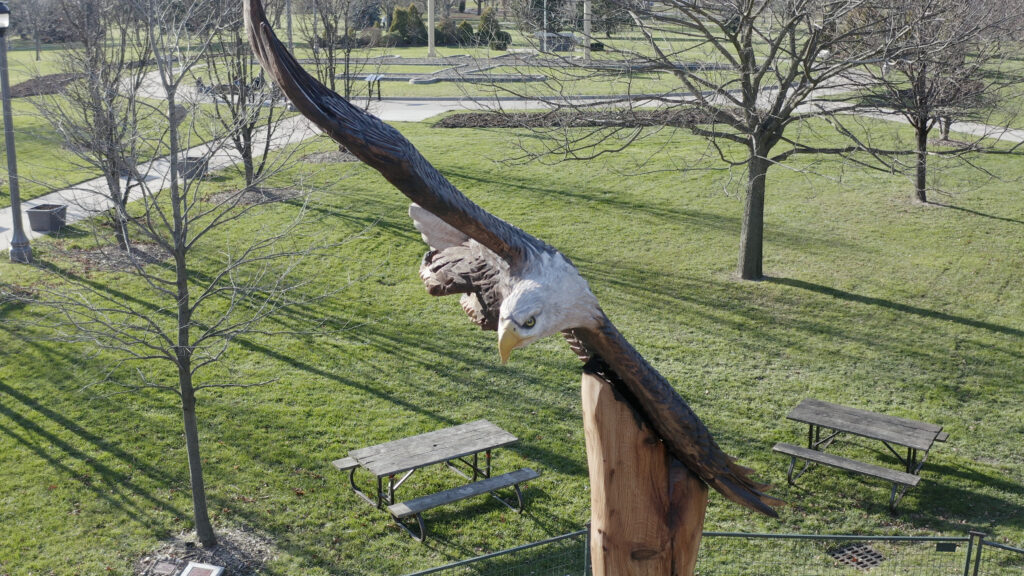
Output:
[829, 543, 886, 569]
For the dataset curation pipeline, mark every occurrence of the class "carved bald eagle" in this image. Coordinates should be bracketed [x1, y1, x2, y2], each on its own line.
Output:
[244, 0, 780, 517]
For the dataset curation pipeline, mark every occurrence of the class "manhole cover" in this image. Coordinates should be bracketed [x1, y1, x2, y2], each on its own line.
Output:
[829, 543, 885, 569]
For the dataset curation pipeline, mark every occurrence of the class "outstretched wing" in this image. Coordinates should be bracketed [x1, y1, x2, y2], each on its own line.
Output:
[565, 326, 783, 517]
[244, 0, 544, 267]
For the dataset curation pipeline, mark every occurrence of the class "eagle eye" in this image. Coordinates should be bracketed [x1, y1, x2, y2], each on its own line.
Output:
[523, 316, 536, 329]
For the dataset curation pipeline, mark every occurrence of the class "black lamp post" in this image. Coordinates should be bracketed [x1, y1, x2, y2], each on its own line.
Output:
[0, 1, 31, 263]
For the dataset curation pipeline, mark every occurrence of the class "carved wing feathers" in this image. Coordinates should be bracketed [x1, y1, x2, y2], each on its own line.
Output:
[244, 0, 541, 266]
[573, 322, 782, 517]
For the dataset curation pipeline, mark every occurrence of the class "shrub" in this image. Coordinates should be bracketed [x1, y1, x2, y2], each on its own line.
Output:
[406, 4, 429, 45]
[488, 40, 508, 51]
[381, 31, 404, 47]
[436, 19, 459, 45]
[360, 26, 383, 48]
[389, 3, 428, 45]
[389, 5, 410, 43]
[456, 21, 475, 45]
[477, 7, 502, 43]
[590, 41, 605, 51]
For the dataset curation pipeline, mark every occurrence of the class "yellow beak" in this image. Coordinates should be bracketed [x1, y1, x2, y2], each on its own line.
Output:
[498, 321, 523, 364]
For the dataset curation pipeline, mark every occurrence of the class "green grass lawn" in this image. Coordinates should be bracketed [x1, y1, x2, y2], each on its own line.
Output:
[1, 111, 1023, 575]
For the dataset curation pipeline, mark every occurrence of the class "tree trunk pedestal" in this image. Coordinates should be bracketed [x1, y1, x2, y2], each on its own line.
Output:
[582, 370, 708, 576]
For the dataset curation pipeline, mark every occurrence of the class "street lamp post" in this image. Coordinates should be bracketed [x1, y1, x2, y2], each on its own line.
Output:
[0, 2, 32, 264]
[286, 0, 293, 52]
[542, 0, 547, 52]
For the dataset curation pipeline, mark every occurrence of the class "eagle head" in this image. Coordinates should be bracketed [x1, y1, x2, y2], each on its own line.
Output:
[498, 252, 601, 363]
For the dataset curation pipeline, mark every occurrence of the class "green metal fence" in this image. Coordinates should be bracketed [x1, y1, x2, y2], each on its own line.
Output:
[403, 529, 589, 576]
[404, 530, 1023, 576]
[973, 537, 1024, 576]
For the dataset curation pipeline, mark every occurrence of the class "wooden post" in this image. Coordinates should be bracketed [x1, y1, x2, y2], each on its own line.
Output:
[582, 370, 708, 576]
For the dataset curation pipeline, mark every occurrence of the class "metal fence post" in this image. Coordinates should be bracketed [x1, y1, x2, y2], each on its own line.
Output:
[966, 531, 986, 576]
[584, 522, 591, 576]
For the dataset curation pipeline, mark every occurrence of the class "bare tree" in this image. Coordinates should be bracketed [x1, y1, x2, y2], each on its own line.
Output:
[847, 0, 1024, 203]
[491, 0, 919, 280]
[200, 2, 288, 189]
[31, 0, 153, 250]
[27, 0, 337, 549]
[299, 0, 380, 99]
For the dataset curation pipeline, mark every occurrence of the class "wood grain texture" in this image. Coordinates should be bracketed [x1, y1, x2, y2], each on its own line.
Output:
[583, 371, 707, 576]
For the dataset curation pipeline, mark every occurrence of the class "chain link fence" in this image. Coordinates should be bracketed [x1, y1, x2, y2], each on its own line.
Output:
[405, 530, 1024, 576]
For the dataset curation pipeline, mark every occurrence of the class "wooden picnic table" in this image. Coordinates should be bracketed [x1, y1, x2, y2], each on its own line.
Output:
[774, 398, 946, 511]
[332, 419, 538, 541]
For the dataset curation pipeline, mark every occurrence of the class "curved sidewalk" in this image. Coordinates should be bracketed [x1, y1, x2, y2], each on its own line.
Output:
[0, 99, 479, 254]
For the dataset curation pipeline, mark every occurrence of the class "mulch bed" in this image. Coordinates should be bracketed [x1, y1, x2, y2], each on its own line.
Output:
[205, 187, 304, 206]
[63, 243, 170, 273]
[930, 138, 977, 149]
[134, 528, 276, 576]
[434, 108, 710, 129]
[9, 73, 78, 98]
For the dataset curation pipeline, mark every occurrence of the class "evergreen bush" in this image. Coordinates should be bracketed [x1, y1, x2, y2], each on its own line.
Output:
[456, 21, 475, 45]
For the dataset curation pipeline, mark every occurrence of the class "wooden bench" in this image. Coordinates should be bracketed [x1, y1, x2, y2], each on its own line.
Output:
[387, 468, 539, 541]
[773, 443, 919, 511]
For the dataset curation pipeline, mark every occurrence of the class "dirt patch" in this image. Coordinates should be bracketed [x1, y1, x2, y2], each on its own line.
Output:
[302, 149, 361, 163]
[930, 138, 977, 150]
[134, 528, 276, 576]
[205, 187, 304, 206]
[10, 73, 78, 98]
[63, 243, 170, 273]
[434, 108, 710, 129]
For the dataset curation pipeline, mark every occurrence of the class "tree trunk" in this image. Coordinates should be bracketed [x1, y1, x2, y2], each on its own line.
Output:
[582, 370, 707, 576]
[940, 117, 951, 141]
[181, 371, 216, 547]
[738, 151, 768, 281]
[168, 87, 217, 548]
[915, 119, 929, 203]
[242, 128, 255, 188]
[104, 171, 130, 250]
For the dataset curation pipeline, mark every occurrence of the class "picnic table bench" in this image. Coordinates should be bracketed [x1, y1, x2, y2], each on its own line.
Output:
[332, 419, 539, 541]
[365, 74, 384, 100]
[773, 398, 945, 511]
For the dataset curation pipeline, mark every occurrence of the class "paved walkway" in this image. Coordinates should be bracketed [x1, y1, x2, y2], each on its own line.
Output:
[2, 94, 1021, 254]
[0, 98, 482, 253]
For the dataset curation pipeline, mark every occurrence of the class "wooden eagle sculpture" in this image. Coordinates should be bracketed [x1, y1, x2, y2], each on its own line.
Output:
[244, 0, 780, 517]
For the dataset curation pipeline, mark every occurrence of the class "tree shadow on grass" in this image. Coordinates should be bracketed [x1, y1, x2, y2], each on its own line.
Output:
[912, 461, 1024, 533]
[443, 168, 871, 256]
[394, 487, 582, 569]
[929, 202, 1024, 226]
[0, 379, 189, 538]
[766, 276, 1024, 340]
